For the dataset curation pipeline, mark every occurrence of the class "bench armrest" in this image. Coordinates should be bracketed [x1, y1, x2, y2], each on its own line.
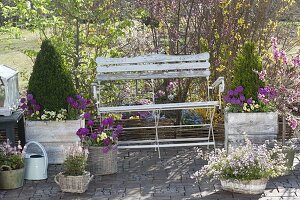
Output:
[209, 77, 225, 109]
[210, 77, 225, 93]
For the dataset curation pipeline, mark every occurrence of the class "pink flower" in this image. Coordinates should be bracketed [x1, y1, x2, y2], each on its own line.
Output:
[258, 70, 267, 81]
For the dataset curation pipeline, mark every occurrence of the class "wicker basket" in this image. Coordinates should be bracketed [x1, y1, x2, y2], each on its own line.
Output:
[54, 171, 93, 193]
[87, 145, 118, 175]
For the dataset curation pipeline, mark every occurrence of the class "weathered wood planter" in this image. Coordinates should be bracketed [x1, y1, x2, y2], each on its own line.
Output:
[225, 112, 278, 149]
[25, 119, 83, 164]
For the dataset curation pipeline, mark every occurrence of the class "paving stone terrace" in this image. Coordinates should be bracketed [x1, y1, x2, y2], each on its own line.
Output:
[1, 147, 300, 200]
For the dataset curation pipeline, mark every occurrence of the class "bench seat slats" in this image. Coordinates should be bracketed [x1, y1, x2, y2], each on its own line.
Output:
[96, 53, 209, 65]
[97, 62, 210, 73]
[96, 70, 210, 81]
[98, 101, 219, 113]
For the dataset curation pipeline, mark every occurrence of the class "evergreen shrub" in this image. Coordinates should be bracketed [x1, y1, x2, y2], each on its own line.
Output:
[28, 40, 75, 111]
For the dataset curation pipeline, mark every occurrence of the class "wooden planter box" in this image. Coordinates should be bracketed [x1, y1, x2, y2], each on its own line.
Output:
[25, 119, 83, 164]
[225, 112, 278, 149]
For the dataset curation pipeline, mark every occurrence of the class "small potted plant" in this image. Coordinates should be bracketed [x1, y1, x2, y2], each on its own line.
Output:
[193, 137, 287, 194]
[54, 142, 93, 193]
[0, 140, 25, 189]
[76, 115, 123, 175]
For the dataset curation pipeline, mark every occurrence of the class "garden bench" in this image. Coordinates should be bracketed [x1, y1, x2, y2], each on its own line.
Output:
[93, 53, 224, 157]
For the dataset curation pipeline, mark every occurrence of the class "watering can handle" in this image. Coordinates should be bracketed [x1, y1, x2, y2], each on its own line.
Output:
[24, 141, 48, 174]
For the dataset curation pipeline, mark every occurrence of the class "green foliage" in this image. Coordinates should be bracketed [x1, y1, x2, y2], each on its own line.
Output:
[231, 42, 264, 101]
[0, 154, 24, 170]
[28, 39, 75, 111]
[63, 155, 86, 176]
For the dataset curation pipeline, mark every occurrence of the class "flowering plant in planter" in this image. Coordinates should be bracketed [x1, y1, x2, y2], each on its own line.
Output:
[224, 86, 268, 113]
[63, 142, 89, 176]
[194, 138, 287, 181]
[0, 140, 24, 171]
[55, 142, 93, 193]
[19, 93, 91, 121]
[257, 37, 300, 130]
[76, 115, 123, 153]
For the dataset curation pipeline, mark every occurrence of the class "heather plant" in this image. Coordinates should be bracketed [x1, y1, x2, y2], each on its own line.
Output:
[193, 137, 287, 181]
[257, 37, 300, 130]
[28, 40, 76, 112]
[0, 140, 24, 171]
[76, 116, 123, 153]
[63, 142, 88, 176]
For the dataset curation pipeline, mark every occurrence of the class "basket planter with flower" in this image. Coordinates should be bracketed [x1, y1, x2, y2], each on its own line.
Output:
[0, 140, 25, 189]
[193, 137, 287, 194]
[77, 115, 123, 175]
[55, 142, 93, 193]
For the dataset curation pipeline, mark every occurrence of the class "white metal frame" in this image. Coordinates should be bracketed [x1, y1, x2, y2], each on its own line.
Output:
[94, 53, 224, 158]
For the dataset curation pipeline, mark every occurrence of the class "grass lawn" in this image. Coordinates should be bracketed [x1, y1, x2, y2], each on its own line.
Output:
[0, 30, 40, 93]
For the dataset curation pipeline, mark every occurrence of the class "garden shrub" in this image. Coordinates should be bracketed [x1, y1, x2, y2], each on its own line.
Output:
[231, 42, 264, 101]
[28, 40, 75, 111]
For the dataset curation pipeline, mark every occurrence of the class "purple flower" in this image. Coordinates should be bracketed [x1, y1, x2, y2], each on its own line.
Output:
[75, 94, 82, 99]
[20, 104, 27, 110]
[228, 90, 234, 96]
[247, 98, 253, 104]
[102, 117, 114, 127]
[83, 112, 91, 120]
[116, 124, 123, 132]
[235, 86, 244, 93]
[103, 138, 110, 146]
[31, 99, 37, 105]
[239, 95, 245, 101]
[76, 128, 89, 137]
[27, 94, 33, 101]
[20, 98, 26, 103]
[87, 120, 94, 127]
[91, 133, 98, 140]
[67, 96, 74, 104]
[98, 126, 104, 133]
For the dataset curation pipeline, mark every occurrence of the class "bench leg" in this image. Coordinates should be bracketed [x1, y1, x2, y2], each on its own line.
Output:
[154, 109, 161, 158]
[207, 107, 216, 149]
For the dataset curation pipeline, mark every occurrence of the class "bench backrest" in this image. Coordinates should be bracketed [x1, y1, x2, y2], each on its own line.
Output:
[96, 53, 210, 81]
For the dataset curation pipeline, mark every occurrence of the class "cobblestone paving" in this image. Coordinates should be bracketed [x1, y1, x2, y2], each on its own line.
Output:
[1, 147, 300, 200]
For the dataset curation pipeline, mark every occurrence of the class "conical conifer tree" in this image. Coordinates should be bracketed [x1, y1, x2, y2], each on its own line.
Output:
[28, 40, 75, 111]
[231, 42, 264, 101]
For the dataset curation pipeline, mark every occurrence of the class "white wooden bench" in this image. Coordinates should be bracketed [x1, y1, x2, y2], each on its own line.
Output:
[93, 53, 224, 158]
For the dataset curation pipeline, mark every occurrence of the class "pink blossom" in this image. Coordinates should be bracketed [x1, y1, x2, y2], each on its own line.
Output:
[258, 70, 267, 81]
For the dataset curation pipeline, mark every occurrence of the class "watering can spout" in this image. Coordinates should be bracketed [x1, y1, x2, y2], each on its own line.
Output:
[24, 141, 48, 180]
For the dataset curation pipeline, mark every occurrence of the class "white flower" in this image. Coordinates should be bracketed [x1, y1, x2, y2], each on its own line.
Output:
[100, 132, 107, 140]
